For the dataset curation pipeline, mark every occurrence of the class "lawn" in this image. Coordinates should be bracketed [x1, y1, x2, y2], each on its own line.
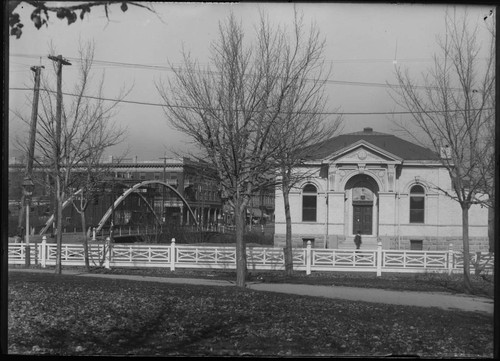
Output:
[8, 270, 494, 357]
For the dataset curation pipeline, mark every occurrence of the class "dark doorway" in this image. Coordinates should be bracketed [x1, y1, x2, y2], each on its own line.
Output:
[353, 204, 372, 235]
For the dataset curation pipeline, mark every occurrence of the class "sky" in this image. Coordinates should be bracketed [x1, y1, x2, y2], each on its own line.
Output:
[8, 2, 495, 162]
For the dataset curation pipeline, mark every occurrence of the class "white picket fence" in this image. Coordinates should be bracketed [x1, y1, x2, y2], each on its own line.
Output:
[8, 238, 494, 276]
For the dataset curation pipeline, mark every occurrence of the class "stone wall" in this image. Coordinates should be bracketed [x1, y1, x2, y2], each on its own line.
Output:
[379, 235, 490, 252]
[274, 233, 490, 253]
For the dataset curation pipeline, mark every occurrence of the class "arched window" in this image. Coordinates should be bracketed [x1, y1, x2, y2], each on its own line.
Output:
[409, 185, 425, 223]
[302, 184, 317, 222]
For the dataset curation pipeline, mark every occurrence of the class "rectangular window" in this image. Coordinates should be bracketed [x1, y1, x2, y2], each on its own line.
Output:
[410, 240, 423, 250]
[302, 195, 317, 222]
[140, 172, 146, 180]
[409, 196, 424, 223]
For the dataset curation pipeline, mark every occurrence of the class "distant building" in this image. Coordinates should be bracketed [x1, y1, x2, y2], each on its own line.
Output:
[8, 156, 275, 235]
[273, 128, 489, 251]
[99, 156, 224, 227]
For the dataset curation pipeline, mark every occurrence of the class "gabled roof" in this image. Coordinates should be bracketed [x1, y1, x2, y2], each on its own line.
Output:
[304, 128, 439, 161]
[328, 139, 403, 163]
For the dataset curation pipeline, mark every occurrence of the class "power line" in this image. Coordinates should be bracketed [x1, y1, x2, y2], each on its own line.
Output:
[15, 52, 490, 66]
[9, 87, 493, 116]
[9, 53, 462, 91]
[11, 52, 438, 65]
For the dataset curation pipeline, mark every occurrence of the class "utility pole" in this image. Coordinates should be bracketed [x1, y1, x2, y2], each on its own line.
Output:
[159, 155, 167, 221]
[48, 54, 71, 275]
[18, 66, 44, 237]
[158, 154, 168, 242]
[17, 65, 43, 267]
[26, 66, 44, 177]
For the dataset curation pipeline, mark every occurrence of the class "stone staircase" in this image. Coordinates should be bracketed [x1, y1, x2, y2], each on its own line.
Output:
[338, 236, 379, 250]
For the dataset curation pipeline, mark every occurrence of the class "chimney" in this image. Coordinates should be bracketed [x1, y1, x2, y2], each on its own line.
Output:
[440, 145, 451, 159]
[363, 127, 373, 133]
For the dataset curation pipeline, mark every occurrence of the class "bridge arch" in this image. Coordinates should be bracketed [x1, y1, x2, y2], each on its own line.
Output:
[95, 180, 198, 233]
[39, 189, 84, 235]
[39, 180, 198, 235]
[97, 180, 162, 228]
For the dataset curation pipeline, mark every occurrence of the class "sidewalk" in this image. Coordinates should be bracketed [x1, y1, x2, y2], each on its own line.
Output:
[9, 268, 494, 315]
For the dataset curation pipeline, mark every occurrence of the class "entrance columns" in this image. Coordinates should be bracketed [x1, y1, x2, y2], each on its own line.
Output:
[329, 192, 345, 236]
[328, 191, 345, 248]
[378, 192, 395, 247]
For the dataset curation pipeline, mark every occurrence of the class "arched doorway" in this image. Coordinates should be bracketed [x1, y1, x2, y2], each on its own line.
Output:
[344, 174, 379, 236]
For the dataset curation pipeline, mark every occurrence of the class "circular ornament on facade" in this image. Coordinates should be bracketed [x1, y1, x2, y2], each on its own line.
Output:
[339, 170, 346, 177]
[378, 171, 384, 177]
[358, 150, 367, 160]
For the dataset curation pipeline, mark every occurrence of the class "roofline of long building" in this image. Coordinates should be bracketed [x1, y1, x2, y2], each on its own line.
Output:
[8, 160, 213, 170]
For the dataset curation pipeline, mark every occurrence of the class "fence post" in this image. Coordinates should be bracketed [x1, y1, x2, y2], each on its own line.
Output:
[105, 237, 111, 269]
[41, 236, 47, 268]
[376, 241, 382, 277]
[34, 241, 38, 266]
[170, 238, 176, 271]
[448, 243, 454, 275]
[306, 240, 311, 275]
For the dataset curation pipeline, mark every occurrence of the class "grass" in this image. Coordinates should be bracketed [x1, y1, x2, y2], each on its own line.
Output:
[8, 268, 494, 357]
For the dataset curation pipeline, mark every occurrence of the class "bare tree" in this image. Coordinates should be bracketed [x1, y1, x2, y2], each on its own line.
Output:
[389, 8, 495, 292]
[14, 41, 128, 274]
[70, 138, 127, 271]
[267, 10, 343, 276]
[157, 11, 330, 287]
[479, 13, 495, 254]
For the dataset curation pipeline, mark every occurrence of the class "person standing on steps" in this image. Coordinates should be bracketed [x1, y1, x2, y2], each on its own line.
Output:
[354, 230, 362, 250]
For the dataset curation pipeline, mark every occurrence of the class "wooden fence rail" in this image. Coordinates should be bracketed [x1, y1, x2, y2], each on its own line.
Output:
[8, 238, 494, 276]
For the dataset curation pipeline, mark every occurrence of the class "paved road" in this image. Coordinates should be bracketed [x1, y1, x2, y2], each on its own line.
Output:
[9, 268, 494, 315]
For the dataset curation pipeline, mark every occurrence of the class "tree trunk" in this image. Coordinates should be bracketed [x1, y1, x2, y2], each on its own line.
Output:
[81, 210, 90, 271]
[283, 184, 294, 276]
[461, 204, 472, 293]
[487, 206, 494, 253]
[234, 197, 247, 288]
[17, 193, 26, 238]
[55, 177, 63, 274]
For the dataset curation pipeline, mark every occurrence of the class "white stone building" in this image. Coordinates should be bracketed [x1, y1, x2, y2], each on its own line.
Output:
[273, 128, 489, 252]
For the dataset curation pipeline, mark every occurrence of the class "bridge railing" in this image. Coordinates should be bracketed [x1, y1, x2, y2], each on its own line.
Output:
[8, 239, 494, 276]
[89, 224, 235, 239]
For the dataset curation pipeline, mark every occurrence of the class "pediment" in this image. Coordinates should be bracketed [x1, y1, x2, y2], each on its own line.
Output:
[325, 141, 402, 164]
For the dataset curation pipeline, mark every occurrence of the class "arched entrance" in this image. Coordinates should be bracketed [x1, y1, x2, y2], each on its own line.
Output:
[344, 174, 379, 236]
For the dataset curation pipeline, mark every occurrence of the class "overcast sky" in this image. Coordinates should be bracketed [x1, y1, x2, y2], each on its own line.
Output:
[8, 2, 495, 161]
